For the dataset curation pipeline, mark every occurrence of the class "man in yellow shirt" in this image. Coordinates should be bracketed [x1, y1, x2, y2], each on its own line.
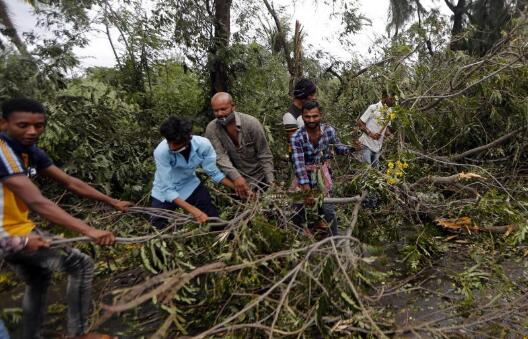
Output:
[0, 98, 131, 339]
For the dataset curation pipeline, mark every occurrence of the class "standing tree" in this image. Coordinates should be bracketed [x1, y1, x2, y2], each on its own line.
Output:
[210, 0, 232, 93]
[153, 0, 234, 98]
[388, 0, 527, 54]
[0, 0, 29, 55]
[262, 0, 304, 92]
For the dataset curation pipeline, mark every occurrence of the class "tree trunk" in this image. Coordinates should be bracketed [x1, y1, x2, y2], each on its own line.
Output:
[263, 0, 304, 94]
[0, 0, 29, 55]
[291, 20, 303, 93]
[445, 0, 467, 51]
[210, 0, 232, 95]
[517, 0, 527, 12]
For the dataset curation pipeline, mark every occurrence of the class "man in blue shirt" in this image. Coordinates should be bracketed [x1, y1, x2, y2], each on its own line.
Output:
[290, 101, 352, 235]
[150, 116, 235, 228]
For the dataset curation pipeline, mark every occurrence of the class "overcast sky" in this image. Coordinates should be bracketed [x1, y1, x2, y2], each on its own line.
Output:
[5, 0, 449, 69]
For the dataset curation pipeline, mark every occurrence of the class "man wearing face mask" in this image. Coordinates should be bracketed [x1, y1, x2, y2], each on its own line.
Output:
[290, 101, 352, 235]
[150, 116, 235, 228]
[205, 92, 274, 199]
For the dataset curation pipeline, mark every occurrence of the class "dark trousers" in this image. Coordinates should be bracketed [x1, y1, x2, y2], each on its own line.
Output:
[292, 203, 338, 236]
[6, 246, 94, 338]
[150, 183, 219, 229]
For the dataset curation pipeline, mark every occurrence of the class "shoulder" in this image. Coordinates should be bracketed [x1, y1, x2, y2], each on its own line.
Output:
[0, 139, 24, 174]
[322, 124, 337, 137]
[153, 139, 168, 156]
[372, 102, 383, 110]
[205, 120, 217, 131]
[283, 112, 299, 126]
[291, 128, 305, 142]
[239, 112, 262, 126]
[30, 146, 53, 169]
[193, 135, 213, 149]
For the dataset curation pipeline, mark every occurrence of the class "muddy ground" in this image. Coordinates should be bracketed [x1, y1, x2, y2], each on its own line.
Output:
[1, 234, 527, 338]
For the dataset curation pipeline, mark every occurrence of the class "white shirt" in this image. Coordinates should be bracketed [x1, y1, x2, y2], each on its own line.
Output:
[358, 101, 391, 153]
[282, 112, 304, 130]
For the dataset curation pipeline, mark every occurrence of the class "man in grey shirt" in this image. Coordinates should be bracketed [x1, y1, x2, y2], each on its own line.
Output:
[205, 92, 274, 198]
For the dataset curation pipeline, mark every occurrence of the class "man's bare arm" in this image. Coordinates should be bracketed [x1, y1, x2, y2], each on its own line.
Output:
[41, 165, 132, 211]
[357, 120, 381, 140]
[2, 175, 115, 245]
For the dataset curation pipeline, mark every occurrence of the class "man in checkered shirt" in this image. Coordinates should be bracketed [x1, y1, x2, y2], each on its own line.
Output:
[290, 101, 352, 235]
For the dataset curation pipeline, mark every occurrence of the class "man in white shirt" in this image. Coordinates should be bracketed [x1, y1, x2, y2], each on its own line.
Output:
[282, 79, 317, 145]
[357, 92, 396, 167]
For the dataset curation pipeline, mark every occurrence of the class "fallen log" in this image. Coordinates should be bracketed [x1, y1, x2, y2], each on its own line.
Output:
[411, 172, 484, 190]
[436, 217, 518, 234]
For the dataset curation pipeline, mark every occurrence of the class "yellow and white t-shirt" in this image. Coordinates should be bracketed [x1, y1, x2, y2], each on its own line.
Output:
[0, 135, 53, 237]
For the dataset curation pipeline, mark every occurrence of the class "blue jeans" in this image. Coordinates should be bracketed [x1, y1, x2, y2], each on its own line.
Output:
[6, 246, 94, 338]
[361, 147, 380, 168]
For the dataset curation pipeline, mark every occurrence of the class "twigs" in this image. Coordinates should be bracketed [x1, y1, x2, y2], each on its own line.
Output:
[49, 207, 230, 246]
[446, 126, 527, 161]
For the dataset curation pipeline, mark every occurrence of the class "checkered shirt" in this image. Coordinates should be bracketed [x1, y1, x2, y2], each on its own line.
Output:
[290, 124, 351, 186]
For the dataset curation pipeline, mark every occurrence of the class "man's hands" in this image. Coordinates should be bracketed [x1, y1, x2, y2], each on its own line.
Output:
[368, 131, 382, 140]
[24, 235, 50, 252]
[110, 199, 134, 212]
[191, 209, 209, 224]
[85, 228, 116, 246]
[233, 176, 250, 199]
[301, 184, 316, 206]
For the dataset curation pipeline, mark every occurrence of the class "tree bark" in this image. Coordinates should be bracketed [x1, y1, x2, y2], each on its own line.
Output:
[0, 0, 29, 56]
[445, 0, 468, 51]
[262, 0, 298, 93]
[210, 0, 232, 95]
[292, 20, 303, 92]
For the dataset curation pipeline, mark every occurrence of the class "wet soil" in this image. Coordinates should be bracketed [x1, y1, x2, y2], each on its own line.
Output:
[1, 238, 527, 337]
[376, 240, 528, 337]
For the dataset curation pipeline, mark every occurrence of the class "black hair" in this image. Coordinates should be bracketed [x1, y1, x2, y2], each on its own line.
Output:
[160, 116, 193, 143]
[293, 78, 317, 99]
[1, 98, 45, 119]
[302, 100, 321, 112]
[381, 90, 395, 98]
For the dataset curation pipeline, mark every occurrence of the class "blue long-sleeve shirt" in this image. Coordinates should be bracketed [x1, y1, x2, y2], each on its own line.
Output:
[151, 136, 226, 203]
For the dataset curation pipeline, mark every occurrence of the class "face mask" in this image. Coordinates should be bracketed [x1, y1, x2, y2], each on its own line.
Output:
[170, 146, 187, 154]
[216, 113, 235, 126]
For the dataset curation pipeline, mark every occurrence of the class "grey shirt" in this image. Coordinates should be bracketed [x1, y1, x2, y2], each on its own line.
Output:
[205, 112, 274, 186]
